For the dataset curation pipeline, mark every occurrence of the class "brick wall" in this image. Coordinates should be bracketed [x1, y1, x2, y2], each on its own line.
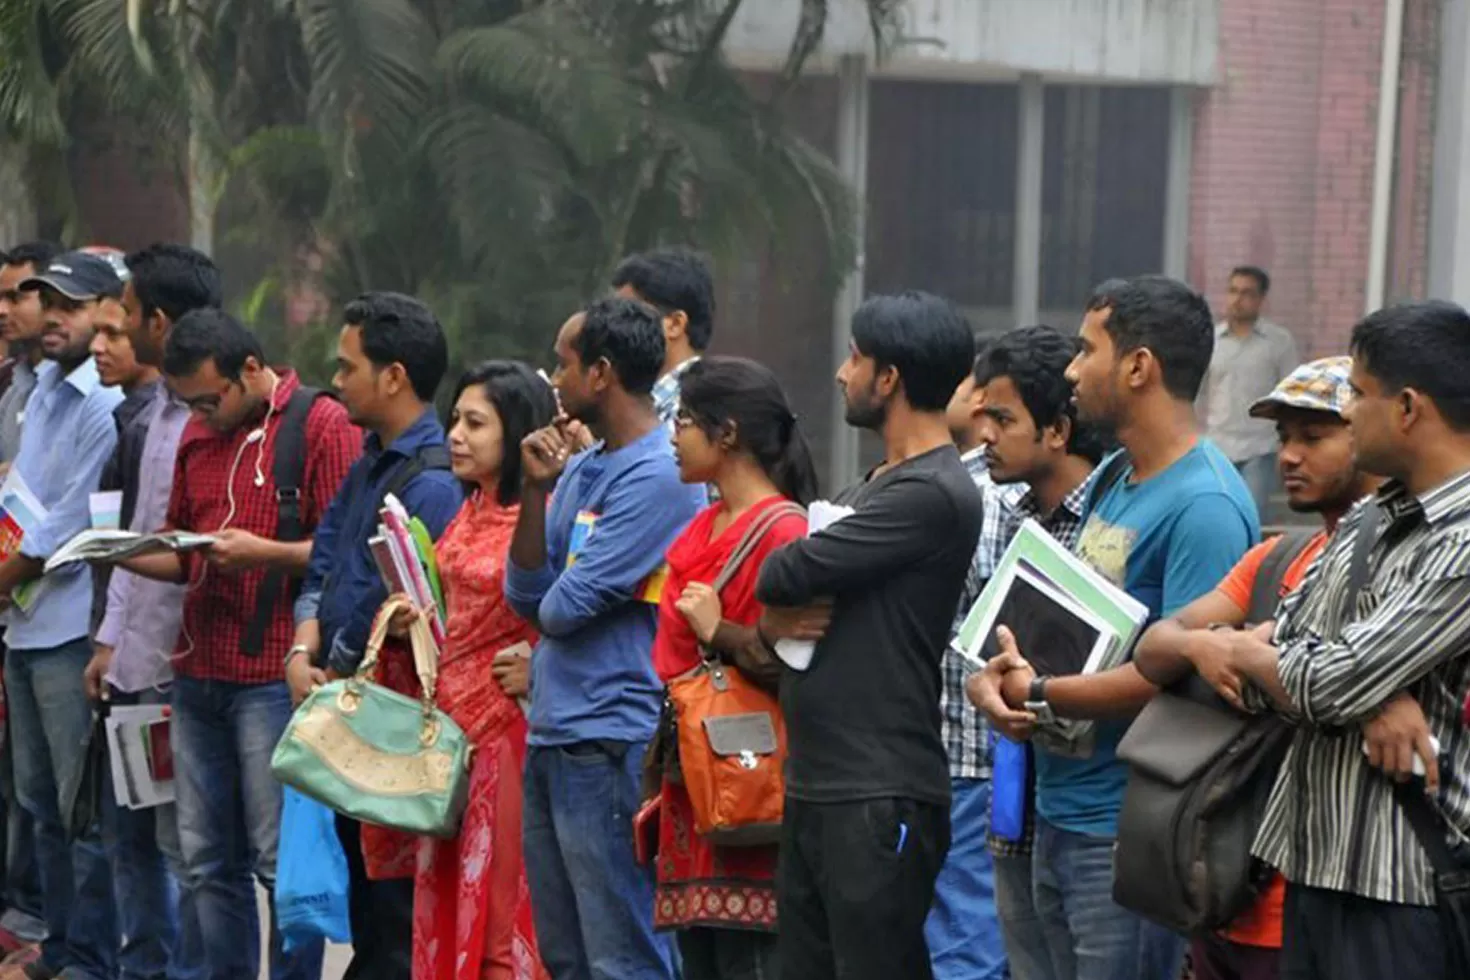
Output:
[1189, 0, 1439, 360]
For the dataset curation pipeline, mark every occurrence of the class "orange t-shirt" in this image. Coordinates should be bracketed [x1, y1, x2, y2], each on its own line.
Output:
[1214, 530, 1327, 949]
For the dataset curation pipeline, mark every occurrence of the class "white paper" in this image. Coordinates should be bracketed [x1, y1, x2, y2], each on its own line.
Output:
[774, 501, 855, 672]
[105, 705, 175, 810]
[89, 491, 122, 530]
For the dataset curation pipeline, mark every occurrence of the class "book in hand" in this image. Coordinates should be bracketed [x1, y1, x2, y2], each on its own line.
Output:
[0, 471, 48, 611]
[774, 500, 855, 672]
[44, 529, 217, 574]
[953, 518, 1149, 676]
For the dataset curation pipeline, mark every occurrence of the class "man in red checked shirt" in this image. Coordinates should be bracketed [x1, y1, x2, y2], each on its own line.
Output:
[111, 308, 359, 980]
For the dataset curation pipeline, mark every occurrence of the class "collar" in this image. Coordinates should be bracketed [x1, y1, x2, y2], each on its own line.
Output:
[1378, 468, 1470, 527]
[365, 407, 445, 460]
[124, 377, 163, 406]
[265, 369, 301, 413]
[1019, 474, 1090, 522]
[52, 357, 103, 397]
[656, 356, 700, 392]
[1217, 319, 1270, 339]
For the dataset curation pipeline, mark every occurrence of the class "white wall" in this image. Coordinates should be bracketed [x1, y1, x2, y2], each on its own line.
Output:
[726, 0, 1220, 84]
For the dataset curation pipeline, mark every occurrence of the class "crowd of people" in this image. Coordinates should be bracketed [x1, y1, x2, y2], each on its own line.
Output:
[0, 237, 1462, 980]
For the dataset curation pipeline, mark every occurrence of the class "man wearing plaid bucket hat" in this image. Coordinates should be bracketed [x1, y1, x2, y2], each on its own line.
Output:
[1135, 356, 1383, 980]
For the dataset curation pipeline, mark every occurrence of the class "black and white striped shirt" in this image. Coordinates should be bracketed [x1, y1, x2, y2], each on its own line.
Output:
[1252, 472, 1470, 906]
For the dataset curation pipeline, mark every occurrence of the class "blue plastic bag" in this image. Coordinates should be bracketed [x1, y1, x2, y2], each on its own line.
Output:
[990, 733, 1028, 841]
[275, 787, 352, 950]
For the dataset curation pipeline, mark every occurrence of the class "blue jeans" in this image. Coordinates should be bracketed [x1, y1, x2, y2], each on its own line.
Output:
[995, 850, 1055, 980]
[523, 741, 674, 980]
[1235, 454, 1276, 524]
[100, 687, 205, 980]
[171, 676, 322, 980]
[925, 778, 1007, 980]
[4, 639, 117, 978]
[1, 640, 45, 943]
[1032, 817, 1185, 980]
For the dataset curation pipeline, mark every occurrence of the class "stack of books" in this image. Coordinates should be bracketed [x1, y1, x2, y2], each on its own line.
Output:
[369, 494, 446, 650]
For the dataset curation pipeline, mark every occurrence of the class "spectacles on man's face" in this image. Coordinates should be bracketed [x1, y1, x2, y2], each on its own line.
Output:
[178, 380, 235, 415]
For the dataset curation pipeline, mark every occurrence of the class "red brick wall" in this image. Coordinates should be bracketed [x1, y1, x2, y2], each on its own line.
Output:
[1187, 0, 1438, 360]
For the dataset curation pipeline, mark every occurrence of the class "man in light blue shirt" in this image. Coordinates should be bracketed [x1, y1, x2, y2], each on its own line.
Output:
[0, 251, 126, 980]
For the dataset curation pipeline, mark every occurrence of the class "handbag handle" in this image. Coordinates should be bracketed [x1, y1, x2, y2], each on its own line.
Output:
[344, 596, 445, 747]
[697, 501, 806, 669]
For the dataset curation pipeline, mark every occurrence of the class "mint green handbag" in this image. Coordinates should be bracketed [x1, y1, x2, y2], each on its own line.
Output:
[271, 597, 472, 838]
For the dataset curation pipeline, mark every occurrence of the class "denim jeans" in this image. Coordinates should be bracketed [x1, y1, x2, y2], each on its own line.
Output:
[1235, 453, 1276, 525]
[171, 676, 322, 980]
[925, 778, 1007, 980]
[1031, 817, 1185, 980]
[4, 639, 117, 978]
[0, 640, 45, 944]
[100, 687, 205, 980]
[523, 741, 675, 980]
[994, 850, 1055, 980]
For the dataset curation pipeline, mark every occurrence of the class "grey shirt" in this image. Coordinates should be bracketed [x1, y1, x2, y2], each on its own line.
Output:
[0, 360, 37, 464]
[1199, 319, 1300, 463]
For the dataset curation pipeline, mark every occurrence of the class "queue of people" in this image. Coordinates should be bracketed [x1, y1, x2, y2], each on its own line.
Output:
[0, 238, 1463, 980]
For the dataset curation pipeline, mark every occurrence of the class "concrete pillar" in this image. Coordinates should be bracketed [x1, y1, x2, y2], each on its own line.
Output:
[1430, 0, 1470, 304]
[1013, 74, 1044, 326]
[1163, 87, 1195, 282]
[829, 54, 869, 492]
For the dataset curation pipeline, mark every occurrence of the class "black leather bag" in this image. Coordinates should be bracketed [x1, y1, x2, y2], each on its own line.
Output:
[64, 709, 107, 842]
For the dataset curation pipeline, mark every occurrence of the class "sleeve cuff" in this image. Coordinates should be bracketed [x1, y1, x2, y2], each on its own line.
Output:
[505, 561, 557, 608]
[325, 632, 362, 676]
[293, 589, 322, 628]
[94, 615, 121, 648]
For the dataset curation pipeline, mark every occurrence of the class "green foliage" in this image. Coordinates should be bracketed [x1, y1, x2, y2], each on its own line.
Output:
[0, 0, 897, 380]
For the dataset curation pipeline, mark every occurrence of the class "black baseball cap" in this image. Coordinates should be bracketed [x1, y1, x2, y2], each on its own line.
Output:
[19, 250, 127, 301]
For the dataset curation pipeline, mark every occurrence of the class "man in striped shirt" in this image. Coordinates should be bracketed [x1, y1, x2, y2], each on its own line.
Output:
[1203, 302, 1470, 980]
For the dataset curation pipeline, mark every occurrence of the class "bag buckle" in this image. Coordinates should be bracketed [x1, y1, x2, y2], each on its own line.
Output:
[737, 750, 758, 770]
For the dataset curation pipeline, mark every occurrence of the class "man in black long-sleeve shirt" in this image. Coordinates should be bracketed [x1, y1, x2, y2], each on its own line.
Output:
[757, 291, 984, 980]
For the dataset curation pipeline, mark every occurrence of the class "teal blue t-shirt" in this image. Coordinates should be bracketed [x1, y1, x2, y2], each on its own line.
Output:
[1034, 439, 1260, 837]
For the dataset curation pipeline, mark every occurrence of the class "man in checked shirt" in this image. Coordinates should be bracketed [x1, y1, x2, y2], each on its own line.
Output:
[114, 309, 359, 980]
[1183, 302, 1470, 979]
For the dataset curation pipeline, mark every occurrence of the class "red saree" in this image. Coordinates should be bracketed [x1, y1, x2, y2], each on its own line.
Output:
[409, 493, 547, 980]
[650, 497, 805, 933]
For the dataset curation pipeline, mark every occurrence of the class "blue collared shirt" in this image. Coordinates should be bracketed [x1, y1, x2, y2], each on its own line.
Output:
[297, 408, 463, 675]
[6, 358, 124, 649]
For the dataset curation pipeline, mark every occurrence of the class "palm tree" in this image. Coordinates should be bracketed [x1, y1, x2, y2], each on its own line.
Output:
[0, 0, 902, 371]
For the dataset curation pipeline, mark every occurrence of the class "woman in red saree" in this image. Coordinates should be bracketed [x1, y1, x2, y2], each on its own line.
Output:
[652, 357, 819, 980]
[394, 361, 555, 980]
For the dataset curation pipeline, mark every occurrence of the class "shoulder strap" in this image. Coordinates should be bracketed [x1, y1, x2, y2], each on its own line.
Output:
[375, 444, 453, 517]
[1346, 499, 1383, 600]
[712, 502, 806, 594]
[1247, 530, 1319, 624]
[243, 386, 327, 656]
[1394, 782, 1464, 874]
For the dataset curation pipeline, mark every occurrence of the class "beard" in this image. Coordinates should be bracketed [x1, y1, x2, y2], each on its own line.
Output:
[843, 382, 887, 430]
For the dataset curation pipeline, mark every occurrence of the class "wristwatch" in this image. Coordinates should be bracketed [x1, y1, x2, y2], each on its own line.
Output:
[1024, 675, 1057, 726]
[284, 643, 311, 668]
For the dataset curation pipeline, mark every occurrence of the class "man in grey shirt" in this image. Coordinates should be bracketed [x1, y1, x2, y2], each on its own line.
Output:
[0, 243, 60, 468]
[1198, 265, 1299, 521]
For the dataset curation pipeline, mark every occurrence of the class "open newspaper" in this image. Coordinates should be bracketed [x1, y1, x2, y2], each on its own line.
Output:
[44, 529, 217, 574]
[953, 518, 1149, 675]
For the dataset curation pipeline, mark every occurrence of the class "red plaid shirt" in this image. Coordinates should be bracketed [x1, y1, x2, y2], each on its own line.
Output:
[167, 371, 360, 684]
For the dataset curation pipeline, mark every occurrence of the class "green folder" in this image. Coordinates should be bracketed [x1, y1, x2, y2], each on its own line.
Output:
[408, 516, 444, 611]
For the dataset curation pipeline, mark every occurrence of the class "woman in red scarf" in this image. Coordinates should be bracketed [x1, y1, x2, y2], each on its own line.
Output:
[652, 356, 818, 979]
[407, 361, 554, 980]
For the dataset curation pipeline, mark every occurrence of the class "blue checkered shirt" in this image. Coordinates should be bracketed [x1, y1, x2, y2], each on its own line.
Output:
[941, 450, 1028, 780]
[653, 357, 699, 432]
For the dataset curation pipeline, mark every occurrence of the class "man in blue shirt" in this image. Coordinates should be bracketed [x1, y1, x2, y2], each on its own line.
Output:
[288, 292, 462, 980]
[0, 252, 127, 980]
[970, 276, 1258, 980]
[506, 296, 703, 980]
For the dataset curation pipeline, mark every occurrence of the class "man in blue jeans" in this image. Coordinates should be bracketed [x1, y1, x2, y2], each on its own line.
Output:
[116, 310, 359, 980]
[970, 277, 1259, 980]
[506, 298, 703, 980]
[0, 252, 127, 980]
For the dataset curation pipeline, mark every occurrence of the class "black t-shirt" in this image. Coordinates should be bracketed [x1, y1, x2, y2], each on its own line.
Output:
[756, 445, 984, 806]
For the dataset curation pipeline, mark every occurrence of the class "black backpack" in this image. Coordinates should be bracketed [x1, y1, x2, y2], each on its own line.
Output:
[240, 387, 450, 655]
[1111, 529, 1317, 935]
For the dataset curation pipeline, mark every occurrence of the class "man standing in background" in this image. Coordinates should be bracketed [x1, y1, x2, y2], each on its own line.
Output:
[1198, 266, 1299, 520]
[611, 247, 716, 430]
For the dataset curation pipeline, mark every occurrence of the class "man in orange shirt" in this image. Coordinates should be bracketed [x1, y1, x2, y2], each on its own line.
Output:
[1134, 357, 1392, 980]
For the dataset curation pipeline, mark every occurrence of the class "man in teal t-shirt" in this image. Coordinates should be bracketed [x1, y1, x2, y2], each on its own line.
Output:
[969, 275, 1259, 980]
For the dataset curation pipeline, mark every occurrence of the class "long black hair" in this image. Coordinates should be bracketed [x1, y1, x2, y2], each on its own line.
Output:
[451, 360, 556, 505]
[678, 356, 819, 505]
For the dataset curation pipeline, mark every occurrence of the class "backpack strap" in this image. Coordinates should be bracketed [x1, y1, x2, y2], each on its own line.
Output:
[242, 386, 325, 656]
[1246, 529, 1319, 625]
[374, 445, 452, 518]
[1346, 500, 1384, 600]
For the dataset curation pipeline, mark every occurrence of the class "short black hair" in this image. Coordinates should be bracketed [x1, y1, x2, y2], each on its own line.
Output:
[1086, 275, 1215, 402]
[1351, 301, 1470, 432]
[452, 360, 556, 505]
[976, 325, 1112, 465]
[851, 291, 975, 412]
[163, 308, 266, 382]
[574, 297, 666, 396]
[125, 244, 222, 323]
[1230, 266, 1271, 295]
[1, 241, 61, 273]
[342, 291, 449, 403]
[610, 247, 716, 351]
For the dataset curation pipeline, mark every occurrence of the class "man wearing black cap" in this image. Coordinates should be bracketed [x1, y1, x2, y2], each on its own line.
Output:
[0, 251, 125, 980]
